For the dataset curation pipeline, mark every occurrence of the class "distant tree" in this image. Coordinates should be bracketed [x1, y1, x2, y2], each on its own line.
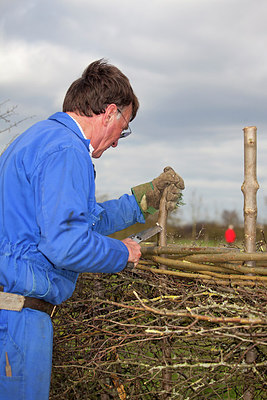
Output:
[190, 190, 202, 239]
[221, 209, 240, 227]
[0, 100, 29, 134]
[0, 101, 32, 155]
[167, 212, 182, 227]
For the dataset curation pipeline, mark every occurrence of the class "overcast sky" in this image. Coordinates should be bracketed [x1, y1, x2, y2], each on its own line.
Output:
[1, 0, 267, 225]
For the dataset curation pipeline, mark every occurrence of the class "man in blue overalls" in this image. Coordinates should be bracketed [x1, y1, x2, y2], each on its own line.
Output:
[0, 59, 184, 399]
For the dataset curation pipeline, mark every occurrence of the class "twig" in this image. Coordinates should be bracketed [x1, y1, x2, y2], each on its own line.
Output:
[130, 291, 265, 324]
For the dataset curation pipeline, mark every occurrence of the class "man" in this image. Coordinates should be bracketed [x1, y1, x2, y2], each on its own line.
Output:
[0, 59, 184, 399]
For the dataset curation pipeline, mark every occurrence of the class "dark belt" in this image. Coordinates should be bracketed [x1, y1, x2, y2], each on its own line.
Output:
[0, 286, 56, 316]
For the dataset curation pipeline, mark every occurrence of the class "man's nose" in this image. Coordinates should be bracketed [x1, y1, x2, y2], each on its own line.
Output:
[112, 141, 118, 148]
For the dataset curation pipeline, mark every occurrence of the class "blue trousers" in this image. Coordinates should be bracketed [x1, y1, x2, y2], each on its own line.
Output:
[0, 308, 53, 400]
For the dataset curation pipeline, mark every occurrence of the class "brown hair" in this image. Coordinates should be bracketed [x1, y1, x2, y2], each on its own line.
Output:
[63, 59, 139, 121]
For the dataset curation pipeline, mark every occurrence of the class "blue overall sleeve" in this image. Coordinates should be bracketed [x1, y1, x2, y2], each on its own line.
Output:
[95, 196, 145, 235]
[33, 147, 129, 273]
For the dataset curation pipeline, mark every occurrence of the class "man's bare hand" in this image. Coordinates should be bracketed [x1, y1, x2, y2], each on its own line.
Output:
[121, 238, 141, 267]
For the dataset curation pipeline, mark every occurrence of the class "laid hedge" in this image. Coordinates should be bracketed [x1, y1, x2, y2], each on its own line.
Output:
[50, 268, 266, 399]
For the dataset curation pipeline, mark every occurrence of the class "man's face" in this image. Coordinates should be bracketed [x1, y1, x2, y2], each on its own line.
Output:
[92, 104, 132, 158]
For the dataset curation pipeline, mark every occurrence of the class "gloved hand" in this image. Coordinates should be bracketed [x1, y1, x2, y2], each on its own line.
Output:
[131, 166, 185, 218]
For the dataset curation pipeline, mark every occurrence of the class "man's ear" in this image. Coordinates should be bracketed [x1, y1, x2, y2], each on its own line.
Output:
[103, 104, 117, 126]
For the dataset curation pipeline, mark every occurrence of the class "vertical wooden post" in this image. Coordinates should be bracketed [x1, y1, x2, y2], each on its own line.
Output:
[241, 126, 259, 400]
[241, 126, 259, 260]
[157, 188, 172, 398]
[158, 187, 168, 249]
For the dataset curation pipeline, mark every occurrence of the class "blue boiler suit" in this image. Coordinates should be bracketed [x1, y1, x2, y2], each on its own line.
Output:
[0, 112, 145, 399]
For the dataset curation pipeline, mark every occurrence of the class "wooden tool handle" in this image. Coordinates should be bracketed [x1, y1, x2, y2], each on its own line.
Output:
[5, 352, 12, 377]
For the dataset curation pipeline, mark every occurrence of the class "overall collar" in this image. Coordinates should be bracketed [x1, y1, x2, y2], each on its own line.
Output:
[48, 112, 92, 152]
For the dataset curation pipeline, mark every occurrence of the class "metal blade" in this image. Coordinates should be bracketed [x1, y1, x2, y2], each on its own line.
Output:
[128, 223, 162, 243]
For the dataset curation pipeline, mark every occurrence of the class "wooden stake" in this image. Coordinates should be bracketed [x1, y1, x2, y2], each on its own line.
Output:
[157, 187, 172, 399]
[157, 187, 168, 249]
[241, 126, 259, 400]
[241, 126, 259, 265]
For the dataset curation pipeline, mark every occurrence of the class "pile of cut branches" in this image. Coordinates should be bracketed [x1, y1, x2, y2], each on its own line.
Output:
[50, 255, 267, 400]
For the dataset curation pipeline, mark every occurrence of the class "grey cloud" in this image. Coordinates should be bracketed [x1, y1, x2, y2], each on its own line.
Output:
[1, 0, 267, 223]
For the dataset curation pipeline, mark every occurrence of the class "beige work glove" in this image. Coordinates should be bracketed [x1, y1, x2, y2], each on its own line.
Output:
[131, 166, 185, 218]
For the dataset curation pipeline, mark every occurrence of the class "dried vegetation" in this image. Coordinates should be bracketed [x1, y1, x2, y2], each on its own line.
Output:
[50, 247, 267, 399]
